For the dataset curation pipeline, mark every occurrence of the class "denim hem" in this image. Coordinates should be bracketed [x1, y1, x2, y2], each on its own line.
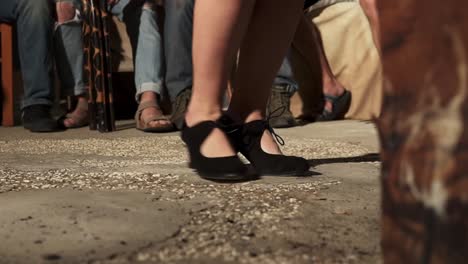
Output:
[22, 99, 53, 109]
[73, 85, 87, 96]
[60, 85, 86, 97]
[135, 82, 164, 103]
[272, 83, 299, 94]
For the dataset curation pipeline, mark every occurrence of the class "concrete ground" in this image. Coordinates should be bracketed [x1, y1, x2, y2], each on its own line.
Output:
[0, 120, 381, 264]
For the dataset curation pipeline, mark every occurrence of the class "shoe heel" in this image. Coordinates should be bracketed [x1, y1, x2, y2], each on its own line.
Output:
[236, 120, 310, 176]
[181, 120, 255, 181]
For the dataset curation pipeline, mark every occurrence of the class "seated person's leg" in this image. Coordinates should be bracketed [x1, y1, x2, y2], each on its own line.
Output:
[109, 0, 172, 132]
[134, 0, 173, 132]
[293, 14, 350, 121]
[12, 0, 61, 132]
[269, 55, 299, 128]
[55, 0, 88, 128]
[164, 0, 195, 129]
[0, 0, 16, 22]
[359, 0, 381, 53]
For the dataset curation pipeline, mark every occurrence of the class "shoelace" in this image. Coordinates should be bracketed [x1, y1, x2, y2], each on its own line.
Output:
[241, 106, 286, 150]
[265, 107, 286, 146]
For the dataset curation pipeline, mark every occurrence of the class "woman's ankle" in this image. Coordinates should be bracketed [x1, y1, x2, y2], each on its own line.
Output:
[185, 107, 223, 127]
[140, 91, 159, 103]
[243, 111, 265, 123]
[323, 79, 345, 96]
[74, 95, 88, 111]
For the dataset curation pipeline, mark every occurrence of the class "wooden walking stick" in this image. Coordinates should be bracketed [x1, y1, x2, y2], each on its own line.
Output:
[99, 0, 116, 132]
[82, 0, 116, 132]
[378, 0, 468, 263]
[82, 0, 97, 130]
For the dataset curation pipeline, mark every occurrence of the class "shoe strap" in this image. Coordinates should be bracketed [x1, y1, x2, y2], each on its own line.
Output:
[137, 101, 161, 113]
[135, 101, 164, 123]
[323, 90, 349, 103]
[242, 120, 285, 149]
[324, 94, 339, 101]
[181, 120, 218, 146]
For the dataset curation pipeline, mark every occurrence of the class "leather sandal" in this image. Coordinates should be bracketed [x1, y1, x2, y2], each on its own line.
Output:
[135, 101, 175, 132]
[316, 90, 352, 122]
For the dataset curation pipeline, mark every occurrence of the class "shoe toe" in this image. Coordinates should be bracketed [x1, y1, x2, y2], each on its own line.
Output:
[257, 155, 309, 176]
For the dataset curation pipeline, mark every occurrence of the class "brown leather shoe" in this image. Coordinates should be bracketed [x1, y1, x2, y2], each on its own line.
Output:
[267, 85, 298, 128]
[170, 88, 192, 130]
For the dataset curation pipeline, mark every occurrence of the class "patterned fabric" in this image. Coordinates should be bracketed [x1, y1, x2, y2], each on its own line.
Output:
[82, 0, 116, 131]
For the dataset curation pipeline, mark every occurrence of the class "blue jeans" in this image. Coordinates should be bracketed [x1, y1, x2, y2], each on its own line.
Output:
[163, 0, 298, 99]
[0, 0, 54, 109]
[275, 54, 299, 94]
[54, 0, 86, 96]
[163, 0, 297, 98]
[112, 0, 296, 102]
[110, 0, 165, 102]
[163, 0, 194, 101]
[111, 0, 194, 102]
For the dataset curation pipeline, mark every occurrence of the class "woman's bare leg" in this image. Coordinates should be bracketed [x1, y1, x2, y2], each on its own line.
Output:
[185, 0, 254, 158]
[229, 0, 303, 154]
[293, 15, 346, 112]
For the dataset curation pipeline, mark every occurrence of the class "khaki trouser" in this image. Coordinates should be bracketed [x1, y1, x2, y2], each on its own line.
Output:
[292, 1, 383, 120]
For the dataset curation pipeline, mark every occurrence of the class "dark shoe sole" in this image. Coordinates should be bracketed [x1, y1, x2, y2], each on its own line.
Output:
[270, 119, 298, 128]
[189, 163, 258, 182]
[24, 123, 63, 133]
[137, 125, 176, 133]
[259, 169, 312, 177]
[196, 170, 258, 182]
[257, 164, 311, 177]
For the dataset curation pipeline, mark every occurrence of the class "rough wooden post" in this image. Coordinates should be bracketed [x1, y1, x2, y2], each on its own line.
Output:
[378, 0, 468, 263]
[1, 24, 14, 127]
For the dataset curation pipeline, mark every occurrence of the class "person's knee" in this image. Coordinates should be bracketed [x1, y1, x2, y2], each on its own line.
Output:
[142, 1, 155, 11]
[56, 1, 81, 24]
[166, 0, 194, 15]
[20, 0, 51, 21]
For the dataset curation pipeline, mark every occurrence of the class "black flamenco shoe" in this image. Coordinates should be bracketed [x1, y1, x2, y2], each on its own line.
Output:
[181, 120, 255, 182]
[234, 120, 310, 176]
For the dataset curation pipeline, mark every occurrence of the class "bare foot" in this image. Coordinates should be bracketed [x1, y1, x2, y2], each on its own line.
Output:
[63, 96, 89, 128]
